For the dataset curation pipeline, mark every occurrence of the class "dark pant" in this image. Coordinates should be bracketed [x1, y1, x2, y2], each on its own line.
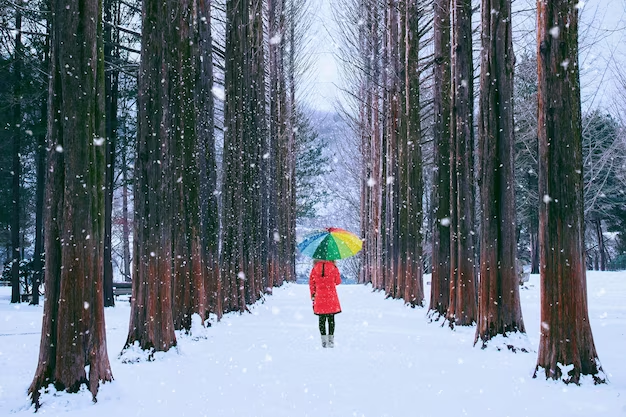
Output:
[318, 314, 335, 335]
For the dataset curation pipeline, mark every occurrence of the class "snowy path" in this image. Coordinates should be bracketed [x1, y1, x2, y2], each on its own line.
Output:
[1, 273, 626, 416]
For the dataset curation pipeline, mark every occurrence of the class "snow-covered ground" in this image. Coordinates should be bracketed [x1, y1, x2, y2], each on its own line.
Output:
[1, 271, 625, 416]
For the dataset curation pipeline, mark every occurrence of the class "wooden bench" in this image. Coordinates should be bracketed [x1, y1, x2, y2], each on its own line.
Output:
[113, 282, 132, 299]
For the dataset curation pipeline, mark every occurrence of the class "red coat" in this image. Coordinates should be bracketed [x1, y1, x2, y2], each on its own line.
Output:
[309, 261, 342, 315]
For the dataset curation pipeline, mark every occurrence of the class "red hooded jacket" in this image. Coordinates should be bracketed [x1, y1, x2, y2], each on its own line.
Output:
[309, 261, 342, 315]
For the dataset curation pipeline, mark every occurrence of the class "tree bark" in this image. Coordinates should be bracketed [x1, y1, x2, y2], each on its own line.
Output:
[221, 0, 268, 313]
[121, 148, 131, 282]
[402, 0, 424, 306]
[534, 0, 604, 384]
[29, 0, 113, 405]
[196, 0, 220, 317]
[171, 0, 207, 331]
[429, 0, 451, 319]
[10, 7, 22, 304]
[103, 0, 118, 307]
[447, 0, 477, 326]
[124, 0, 177, 353]
[594, 219, 606, 271]
[31, 64, 48, 306]
[475, 0, 525, 346]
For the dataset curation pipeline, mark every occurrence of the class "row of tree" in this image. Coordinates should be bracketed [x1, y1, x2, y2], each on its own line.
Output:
[342, 0, 614, 383]
[0, 0, 320, 407]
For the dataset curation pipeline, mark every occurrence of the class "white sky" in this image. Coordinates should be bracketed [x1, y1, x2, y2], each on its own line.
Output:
[305, 0, 626, 113]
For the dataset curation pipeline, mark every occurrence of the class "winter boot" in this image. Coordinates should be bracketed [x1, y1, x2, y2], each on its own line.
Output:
[321, 335, 329, 348]
[328, 335, 335, 348]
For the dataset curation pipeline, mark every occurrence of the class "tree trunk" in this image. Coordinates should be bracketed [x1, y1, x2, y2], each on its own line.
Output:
[475, 0, 525, 346]
[429, 0, 451, 319]
[402, 0, 424, 306]
[595, 219, 606, 271]
[447, 0, 477, 326]
[29, 0, 113, 405]
[32, 14, 51, 307]
[171, 0, 207, 331]
[124, 0, 177, 353]
[221, 0, 268, 313]
[31, 69, 48, 306]
[534, 0, 605, 384]
[121, 148, 131, 282]
[10, 8, 22, 304]
[103, 0, 118, 307]
[196, 0, 220, 317]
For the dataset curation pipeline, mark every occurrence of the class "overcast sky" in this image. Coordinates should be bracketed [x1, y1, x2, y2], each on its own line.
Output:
[305, 0, 626, 114]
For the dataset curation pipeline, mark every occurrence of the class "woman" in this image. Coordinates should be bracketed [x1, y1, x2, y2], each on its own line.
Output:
[309, 259, 342, 348]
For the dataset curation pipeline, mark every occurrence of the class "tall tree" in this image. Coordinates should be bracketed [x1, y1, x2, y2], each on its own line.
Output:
[31, 13, 50, 306]
[124, 0, 176, 353]
[398, 0, 424, 306]
[534, 0, 605, 383]
[29, 0, 113, 405]
[221, 0, 268, 312]
[10, 4, 23, 304]
[196, 0, 220, 318]
[429, 0, 451, 318]
[447, 0, 477, 326]
[171, 0, 208, 332]
[103, 0, 119, 308]
[475, 0, 525, 345]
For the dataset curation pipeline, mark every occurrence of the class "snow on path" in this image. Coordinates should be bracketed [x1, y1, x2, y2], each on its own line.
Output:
[1, 272, 626, 416]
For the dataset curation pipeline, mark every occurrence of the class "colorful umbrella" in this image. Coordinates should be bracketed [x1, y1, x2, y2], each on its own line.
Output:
[297, 227, 363, 260]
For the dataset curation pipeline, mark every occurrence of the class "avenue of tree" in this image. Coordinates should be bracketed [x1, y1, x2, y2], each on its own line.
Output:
[0, 0, 622, 406]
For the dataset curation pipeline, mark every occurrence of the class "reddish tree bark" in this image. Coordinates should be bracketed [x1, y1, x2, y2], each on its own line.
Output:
[124, 0, 177, 353]
[447, 0, 477, 326]
[429, 0, 452, 319]
[534, 0, 604, 384]
[475, 0, 525, 346]
[171, 0, 208, 332]
[29, 0, 112, 406]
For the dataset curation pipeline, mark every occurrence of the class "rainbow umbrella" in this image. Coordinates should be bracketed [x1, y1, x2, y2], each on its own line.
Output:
[297, 227, 363, 261]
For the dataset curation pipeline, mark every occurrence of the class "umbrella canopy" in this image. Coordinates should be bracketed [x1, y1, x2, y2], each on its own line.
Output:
[297, 227, 363, 260]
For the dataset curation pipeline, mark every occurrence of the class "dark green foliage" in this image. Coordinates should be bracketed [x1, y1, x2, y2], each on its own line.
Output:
[295, 109, 329, 219]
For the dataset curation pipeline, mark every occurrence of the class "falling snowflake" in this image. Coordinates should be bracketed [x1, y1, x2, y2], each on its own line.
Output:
[94, 137, 105, 146]
[543, 194, 553, 204]
[367, 178, 377, 187]
[549, 26, 560, 39]
[55, 145, 64, 153]
[440, 217, 451, 227]
[238, 271, 246, 281]
[84, 302, 90, 310]
[269, 33, 282, 45]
